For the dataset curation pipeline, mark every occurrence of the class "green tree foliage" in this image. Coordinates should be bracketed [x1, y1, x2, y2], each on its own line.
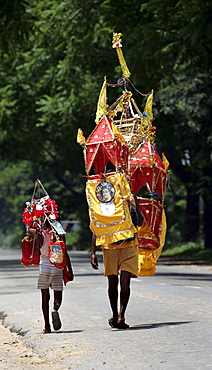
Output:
[0, 0, 111, 248]
[0, 0, 211, 249]
[0, 0, 35, 54]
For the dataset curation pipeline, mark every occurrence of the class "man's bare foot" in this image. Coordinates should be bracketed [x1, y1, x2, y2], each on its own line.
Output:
[116, 317, 129, 329]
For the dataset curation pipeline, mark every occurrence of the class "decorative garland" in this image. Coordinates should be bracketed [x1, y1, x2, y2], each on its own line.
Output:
[106, 77, 153, 97]
[22, 179, 59, 230]
[22, 197, 59, 229]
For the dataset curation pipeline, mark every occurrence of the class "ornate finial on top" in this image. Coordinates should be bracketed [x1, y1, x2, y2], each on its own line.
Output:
[112, 33, 122, 48]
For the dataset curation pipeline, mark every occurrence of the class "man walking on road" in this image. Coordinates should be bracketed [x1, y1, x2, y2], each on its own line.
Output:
[91, 194, 143, 329]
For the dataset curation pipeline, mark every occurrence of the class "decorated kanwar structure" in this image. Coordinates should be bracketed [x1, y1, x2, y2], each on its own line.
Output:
[21, 179, 66, 269]
[77, 33, 169, 276]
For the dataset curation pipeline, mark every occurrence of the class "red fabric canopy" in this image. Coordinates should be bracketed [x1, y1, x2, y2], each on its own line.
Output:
[137, 197, 163, 250]
[130, 142, 167, 199]
[139, 198, 163, 237]
[85, 116, 129, 174]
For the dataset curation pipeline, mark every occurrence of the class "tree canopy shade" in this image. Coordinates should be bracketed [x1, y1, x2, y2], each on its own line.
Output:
[0, 0, 211, 249]
[0, 0, 36, 54]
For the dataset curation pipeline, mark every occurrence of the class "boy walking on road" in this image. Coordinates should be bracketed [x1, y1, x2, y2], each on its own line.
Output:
[35, 223, 74, 333]
[22, 180, 74, 334]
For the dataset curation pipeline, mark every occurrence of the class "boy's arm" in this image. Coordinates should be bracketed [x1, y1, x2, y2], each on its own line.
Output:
[91, 233, 99, 270]
[26, 230, 43, 255]
[62, 235, 74, 281]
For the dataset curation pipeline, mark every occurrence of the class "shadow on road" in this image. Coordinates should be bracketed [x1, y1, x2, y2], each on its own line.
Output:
[0, 260, 24, 267]
[53, 330, 83, 334]
[128, 321, 194, 331]
[156, 271, 212, 281]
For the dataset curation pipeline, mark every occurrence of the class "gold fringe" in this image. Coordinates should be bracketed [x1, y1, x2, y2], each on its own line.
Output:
[154, 209, 167, 261]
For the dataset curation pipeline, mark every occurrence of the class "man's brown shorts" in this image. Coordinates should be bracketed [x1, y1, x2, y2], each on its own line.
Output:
[102, 245, 138, 277]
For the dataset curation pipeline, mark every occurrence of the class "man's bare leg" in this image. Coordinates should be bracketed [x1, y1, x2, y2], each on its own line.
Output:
[107, 275, 118, 325]
[118, 270, 131, 327]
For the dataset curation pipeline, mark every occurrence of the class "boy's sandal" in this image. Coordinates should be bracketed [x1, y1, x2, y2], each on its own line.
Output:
[52, 311, 62, 331]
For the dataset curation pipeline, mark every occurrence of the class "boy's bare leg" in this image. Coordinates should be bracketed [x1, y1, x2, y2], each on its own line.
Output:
[53, 290, 62, 311]
[107, 275, 118, 320]
[52, 290, 63, 331]
[118, 270, 131, 323]
[41, 288, 51, 332]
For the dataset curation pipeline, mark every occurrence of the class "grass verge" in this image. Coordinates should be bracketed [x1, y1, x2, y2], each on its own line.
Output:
[162, 242, 212, 262]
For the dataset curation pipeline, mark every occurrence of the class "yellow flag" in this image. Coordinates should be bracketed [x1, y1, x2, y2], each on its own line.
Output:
[162, 153, 169, 171]
[144, 91, 154, 121]
[95, 77, 107, 124]
[77, 128, 86, 144]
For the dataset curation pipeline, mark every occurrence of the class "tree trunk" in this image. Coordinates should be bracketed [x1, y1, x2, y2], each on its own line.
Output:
[164, 146, 200, 243]
[184, 187, 200, 242]
[203, 194, 212, 249]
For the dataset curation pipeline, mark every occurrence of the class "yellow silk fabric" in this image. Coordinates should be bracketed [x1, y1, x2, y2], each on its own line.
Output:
[86, 172, 137, 246]
[138, 250, 157, 276]
[138, 209, 167, 276]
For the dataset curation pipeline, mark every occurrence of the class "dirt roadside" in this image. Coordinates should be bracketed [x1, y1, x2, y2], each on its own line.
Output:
[0, 321, 46, 369]
[0, 319, 64, 370]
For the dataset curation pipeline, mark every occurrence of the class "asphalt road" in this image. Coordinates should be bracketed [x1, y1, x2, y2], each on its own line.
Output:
[0, 248, 212, 369]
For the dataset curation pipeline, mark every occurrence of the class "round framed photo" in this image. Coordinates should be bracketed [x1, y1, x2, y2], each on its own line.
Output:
[95, 181, 115, 203]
